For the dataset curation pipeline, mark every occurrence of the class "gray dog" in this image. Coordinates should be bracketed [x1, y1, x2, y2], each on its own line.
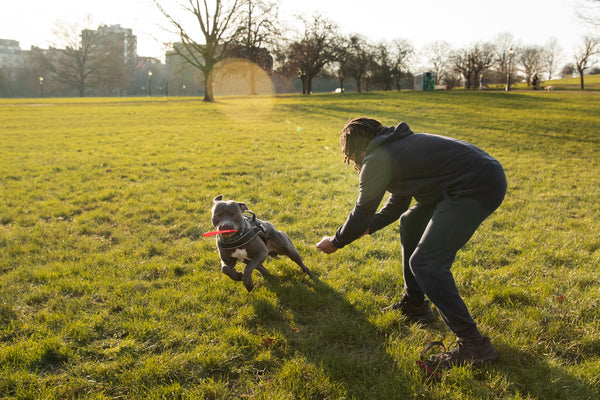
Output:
[210, 195, 314, 291]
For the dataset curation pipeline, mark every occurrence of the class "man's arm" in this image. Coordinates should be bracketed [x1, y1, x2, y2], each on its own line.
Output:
[368, 194, 411, 234]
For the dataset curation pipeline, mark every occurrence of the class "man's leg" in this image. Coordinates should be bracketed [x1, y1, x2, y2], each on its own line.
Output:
[381, 202, 437, 321]
[409, 195, 493, 338]
[399, 202, 436, 303]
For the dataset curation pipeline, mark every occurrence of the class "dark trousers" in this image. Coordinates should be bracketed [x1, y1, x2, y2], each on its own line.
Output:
[400, 170, 506, 339]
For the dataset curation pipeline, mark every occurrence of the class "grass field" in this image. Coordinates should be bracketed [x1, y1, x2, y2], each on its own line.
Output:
[490, 73, 600, 91]
[1, 91, 599, 399]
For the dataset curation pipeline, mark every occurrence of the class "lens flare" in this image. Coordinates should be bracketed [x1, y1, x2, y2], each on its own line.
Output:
[208, 58, 275, 123]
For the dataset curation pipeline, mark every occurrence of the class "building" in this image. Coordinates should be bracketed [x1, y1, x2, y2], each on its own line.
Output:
[91, 24, 137, 69]
[1, 25, 145, 97]
[81, 24, 138, 95]
[0, 39, 26, 68]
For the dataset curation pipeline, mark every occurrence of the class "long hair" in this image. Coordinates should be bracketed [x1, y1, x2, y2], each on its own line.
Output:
[340, 117, 383, 169]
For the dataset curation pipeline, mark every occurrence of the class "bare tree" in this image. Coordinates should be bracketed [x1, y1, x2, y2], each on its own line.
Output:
[422, 41, 451, 86]
[154, 0, 243, 102]
[331, 35, 352, 92]
[450, 43, 494, 89]
[518, 45, 545, 86]
[543, 37, 562, 80]
[36, 17, 112, 97]
[450, 48, 471, 88]
[471, 43, 495, 88]
[346, 34, 371, 92]
[230, 0, 280, 94]
[279, 14, 338, 94]
[390, 39, 414, 91]
[574, 36, 599, 89]
[372, 41, 394, 91]
[493, 32, 517, 84]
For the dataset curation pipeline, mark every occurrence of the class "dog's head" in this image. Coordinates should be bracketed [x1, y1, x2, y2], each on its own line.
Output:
[210, 195, 248, 238]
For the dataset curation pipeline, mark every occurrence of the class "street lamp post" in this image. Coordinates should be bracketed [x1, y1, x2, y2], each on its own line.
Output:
[39, 76, 44, 98]
[505, 48, 514, 91]
[148, 70, 152, 97]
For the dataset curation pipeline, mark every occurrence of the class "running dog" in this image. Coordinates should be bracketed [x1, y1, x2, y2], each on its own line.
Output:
[210, 195, 314, 291]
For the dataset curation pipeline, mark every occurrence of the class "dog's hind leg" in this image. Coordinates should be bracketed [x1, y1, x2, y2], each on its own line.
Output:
[271, 232, 315, 279]
[289, 251, 315, 279]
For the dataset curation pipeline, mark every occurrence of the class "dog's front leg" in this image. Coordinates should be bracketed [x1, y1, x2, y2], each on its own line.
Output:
[221, 261, 243, 281]
[243, 254, 267, 292]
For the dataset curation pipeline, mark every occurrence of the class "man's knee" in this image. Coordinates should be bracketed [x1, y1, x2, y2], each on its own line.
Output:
[399, 212, 411, 237]
[409, 251, 433, 278]
[399, 209, 424, 238]
[409, 248, 453, 280]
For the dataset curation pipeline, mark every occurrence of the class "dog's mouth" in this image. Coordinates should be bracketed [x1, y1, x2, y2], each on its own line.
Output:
[203, 228, 238, 237]
[218, 229, 237, 238]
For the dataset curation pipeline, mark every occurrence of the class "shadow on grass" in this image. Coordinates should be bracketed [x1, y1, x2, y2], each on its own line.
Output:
[250, 273, 417, 399]
[249, 272, 599, 399]
[490, 343, 599, 399]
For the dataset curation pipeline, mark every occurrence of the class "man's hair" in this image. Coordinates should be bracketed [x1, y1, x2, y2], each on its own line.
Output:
[340, 117, 383, 165]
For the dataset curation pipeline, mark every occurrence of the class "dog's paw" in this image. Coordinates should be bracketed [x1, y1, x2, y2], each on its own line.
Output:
[243, 274, 255, 292]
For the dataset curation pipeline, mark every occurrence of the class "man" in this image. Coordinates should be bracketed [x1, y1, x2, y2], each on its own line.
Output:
[316, 117, 507, 370]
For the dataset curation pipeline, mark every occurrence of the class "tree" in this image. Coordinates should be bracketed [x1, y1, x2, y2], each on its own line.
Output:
[372, 41, 394, 91]
[574, 36, 599, 90]
[543, 37, 562, 80]
[518, 45, 544, 86]
[279, 14, 338, 94]
[390, 39, 414, 91]
[450, 48, 472, 88]
[561, 63, 575, 78]
[155, 0, 243, 102]
[472, 43, 495, 86]
[492, 32, 517, 84]
[422, 41, 451, 87]
[35, 18, 112, 97]
[450, 43, 494, 89]
[331, 35, 352, 92]
[229, 0, 280, 94]
[346, 34, 371, 92]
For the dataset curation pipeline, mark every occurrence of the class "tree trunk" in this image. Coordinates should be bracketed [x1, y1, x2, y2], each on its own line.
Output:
[355, 77, 362, 92]
[203, 68, 214, 102]
[248, 68, 257, 96]
[204, 80, 214, 102]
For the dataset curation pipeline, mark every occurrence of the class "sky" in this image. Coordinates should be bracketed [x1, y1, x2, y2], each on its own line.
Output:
[0, 0, 595, 64]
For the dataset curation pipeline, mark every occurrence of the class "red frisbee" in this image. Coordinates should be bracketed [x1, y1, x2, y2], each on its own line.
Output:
[202, 229, 238, 237]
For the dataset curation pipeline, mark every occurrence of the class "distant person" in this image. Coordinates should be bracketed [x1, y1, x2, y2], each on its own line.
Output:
[480, 74, 484, 90]
[532, 74, 539, 89]
[316, 117, 507, 371]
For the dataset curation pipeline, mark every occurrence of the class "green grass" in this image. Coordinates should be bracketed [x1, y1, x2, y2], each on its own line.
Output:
[488, 73, 600, 90]
[1, 91, 599, 399]
[537, 73, 600, 90]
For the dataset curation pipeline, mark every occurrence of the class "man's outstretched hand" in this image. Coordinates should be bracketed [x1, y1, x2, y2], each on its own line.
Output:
[316, 236, 338, 254]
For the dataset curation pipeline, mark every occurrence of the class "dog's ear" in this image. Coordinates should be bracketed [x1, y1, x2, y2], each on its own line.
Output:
[213, 195, 223, 205]
[238, 202, 248, 212]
